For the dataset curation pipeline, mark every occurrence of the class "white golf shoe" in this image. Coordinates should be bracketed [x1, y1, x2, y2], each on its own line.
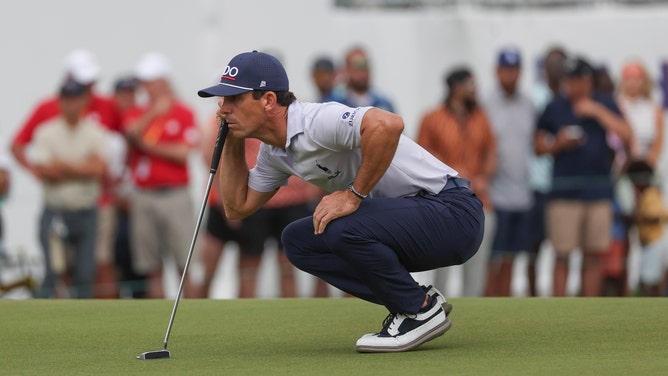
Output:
[423, 285, 453, 316]
[354, 294, 451, 353]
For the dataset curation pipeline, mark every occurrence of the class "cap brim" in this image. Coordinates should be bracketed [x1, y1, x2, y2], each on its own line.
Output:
[197, 83, 251, 98]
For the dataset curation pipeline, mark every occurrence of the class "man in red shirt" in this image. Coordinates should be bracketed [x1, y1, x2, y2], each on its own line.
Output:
[124, 52, 199, 298]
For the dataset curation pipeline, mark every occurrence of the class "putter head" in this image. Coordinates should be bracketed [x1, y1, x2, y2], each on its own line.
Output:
[136, 350, 171, 360]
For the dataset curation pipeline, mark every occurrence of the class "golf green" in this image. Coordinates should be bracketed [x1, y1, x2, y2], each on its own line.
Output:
[1, 298, 666, 375]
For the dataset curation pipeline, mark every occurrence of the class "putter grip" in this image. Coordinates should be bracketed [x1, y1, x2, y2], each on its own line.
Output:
[210, 120, 229, 174]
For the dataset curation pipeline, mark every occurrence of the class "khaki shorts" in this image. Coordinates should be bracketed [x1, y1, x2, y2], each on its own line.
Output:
[546, 200, 612, 256]
[130, 187, 195, 274]
[95, 205, 116, 264]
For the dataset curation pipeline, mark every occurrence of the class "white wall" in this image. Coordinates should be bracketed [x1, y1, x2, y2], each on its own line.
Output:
[2, 1, 668, 296]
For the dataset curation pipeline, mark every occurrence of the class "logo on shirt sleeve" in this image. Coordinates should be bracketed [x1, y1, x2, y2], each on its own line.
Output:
[348, 108, 360, 127]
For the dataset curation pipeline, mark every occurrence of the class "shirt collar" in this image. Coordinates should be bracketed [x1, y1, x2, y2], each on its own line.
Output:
[285, 101, 304, 149]
[267, 101, 304, 157]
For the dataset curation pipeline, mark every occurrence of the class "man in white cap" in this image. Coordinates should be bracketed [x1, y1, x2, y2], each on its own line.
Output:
[11, 49, 122, 298]
[123, 52, 199, 298]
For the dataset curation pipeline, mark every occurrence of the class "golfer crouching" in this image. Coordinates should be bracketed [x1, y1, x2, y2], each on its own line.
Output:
[198, 50, 484, 353]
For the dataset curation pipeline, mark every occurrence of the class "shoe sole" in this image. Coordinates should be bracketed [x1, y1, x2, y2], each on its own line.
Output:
[354, 317, 452, 353]
[442, 302, 453, 317]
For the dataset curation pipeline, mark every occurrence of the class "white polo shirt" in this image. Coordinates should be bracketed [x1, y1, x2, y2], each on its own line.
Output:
[248, 101, 458, 198]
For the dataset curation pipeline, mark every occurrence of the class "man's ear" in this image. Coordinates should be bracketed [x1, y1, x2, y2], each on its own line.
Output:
[263, 91, 278, 109]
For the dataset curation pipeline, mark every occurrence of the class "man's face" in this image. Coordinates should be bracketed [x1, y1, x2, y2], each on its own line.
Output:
[140, 78, 168, 99]
[450, 76, 478, 111]
[114, 89, 136, 113]
[454, 77, 477, 101]
[563, 75, 592, 100]
[312, 69, 335, 95]
[545, 52, 565, 82]
[59, 94, 88, 124]
[217, 91, 266, 137]
[497, 66, 520, 94]
[346, 53, 370, 93]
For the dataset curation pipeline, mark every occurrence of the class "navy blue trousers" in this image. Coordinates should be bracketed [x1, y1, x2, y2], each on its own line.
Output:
[282, 183, 484, 314]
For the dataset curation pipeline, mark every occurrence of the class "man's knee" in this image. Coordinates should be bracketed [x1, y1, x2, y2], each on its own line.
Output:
[280, 219, 309, 266]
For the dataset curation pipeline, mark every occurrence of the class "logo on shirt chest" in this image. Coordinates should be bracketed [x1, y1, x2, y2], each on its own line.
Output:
[316, 161, 341, 180]
[165, 120, 181, 135]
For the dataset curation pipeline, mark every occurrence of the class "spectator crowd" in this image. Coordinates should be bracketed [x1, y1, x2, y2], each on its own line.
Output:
[2, 43, 667, 299]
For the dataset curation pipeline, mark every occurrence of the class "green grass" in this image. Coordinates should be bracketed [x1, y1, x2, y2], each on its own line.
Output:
[1, 298, 667, 375]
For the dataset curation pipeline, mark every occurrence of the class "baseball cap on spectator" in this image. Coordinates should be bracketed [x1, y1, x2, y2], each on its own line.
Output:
[198, 50, 289, 97]
[563, 57, 593, 77]
[497, 47, 522, 67]
[64, 49, 100, 85]
[135, 52, 171, 82]
[59, 78, 88, 97]
[114, 76, 138, 92]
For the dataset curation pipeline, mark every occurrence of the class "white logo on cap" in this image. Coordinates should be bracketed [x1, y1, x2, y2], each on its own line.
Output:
[222, 66, 239, 77]
[260, 81, 266, 88]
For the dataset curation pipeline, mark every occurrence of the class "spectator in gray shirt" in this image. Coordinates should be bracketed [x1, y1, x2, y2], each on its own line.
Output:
[483, 47, 536, 296]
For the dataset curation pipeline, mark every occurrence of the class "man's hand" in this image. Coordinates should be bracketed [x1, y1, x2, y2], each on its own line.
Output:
[149, 96, 172, 118]
[573, 98, 603, 119]
[312, 190, 362, 235]
[554, 127, 585, 151]
[471, 176, 489, 200]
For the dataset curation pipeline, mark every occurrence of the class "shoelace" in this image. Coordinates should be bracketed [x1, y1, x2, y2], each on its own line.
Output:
[378, 312, 398, 335]
[378, 311, 418, 336]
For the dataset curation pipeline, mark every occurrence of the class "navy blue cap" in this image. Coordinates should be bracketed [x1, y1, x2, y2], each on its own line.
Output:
[114, 76, 138, 92]
[198, 50, 289, 97]
[497, 47, 521, 67]
[563, 56, 593, 77]
[59, 78, 87, 97]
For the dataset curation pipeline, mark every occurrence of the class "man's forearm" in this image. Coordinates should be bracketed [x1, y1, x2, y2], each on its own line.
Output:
[62, 156, 107, 179]
[0, 170, 9, 197]
[140, 143, 191, 164]
[219, 137, 251, 219]
[10, 143, 38, 176]
[596, 105, 632, 143]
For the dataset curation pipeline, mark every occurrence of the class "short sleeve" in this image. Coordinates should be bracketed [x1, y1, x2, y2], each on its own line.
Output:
[248, 143, 290, 193]
[29, 126, 52, 165]
[307, 103, 370, 151]
[537, 102, 557, 135]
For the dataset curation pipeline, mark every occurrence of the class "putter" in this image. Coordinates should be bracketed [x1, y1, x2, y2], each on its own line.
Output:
[137, 119, 229, 360]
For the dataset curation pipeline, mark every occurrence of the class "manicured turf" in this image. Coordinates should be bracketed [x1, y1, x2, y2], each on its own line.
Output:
[1, 298, 667, 375]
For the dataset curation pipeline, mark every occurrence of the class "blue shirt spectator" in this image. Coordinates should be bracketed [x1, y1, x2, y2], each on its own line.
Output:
[329, 46, 396, 113]
[537, 93, 622, 200]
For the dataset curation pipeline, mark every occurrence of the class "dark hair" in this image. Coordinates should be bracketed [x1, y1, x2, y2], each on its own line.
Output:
[445, 68, 472, 91]
[443, 67, 472, 105]
[252, 90, 297, 106]
[545, 46, 567, 60]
